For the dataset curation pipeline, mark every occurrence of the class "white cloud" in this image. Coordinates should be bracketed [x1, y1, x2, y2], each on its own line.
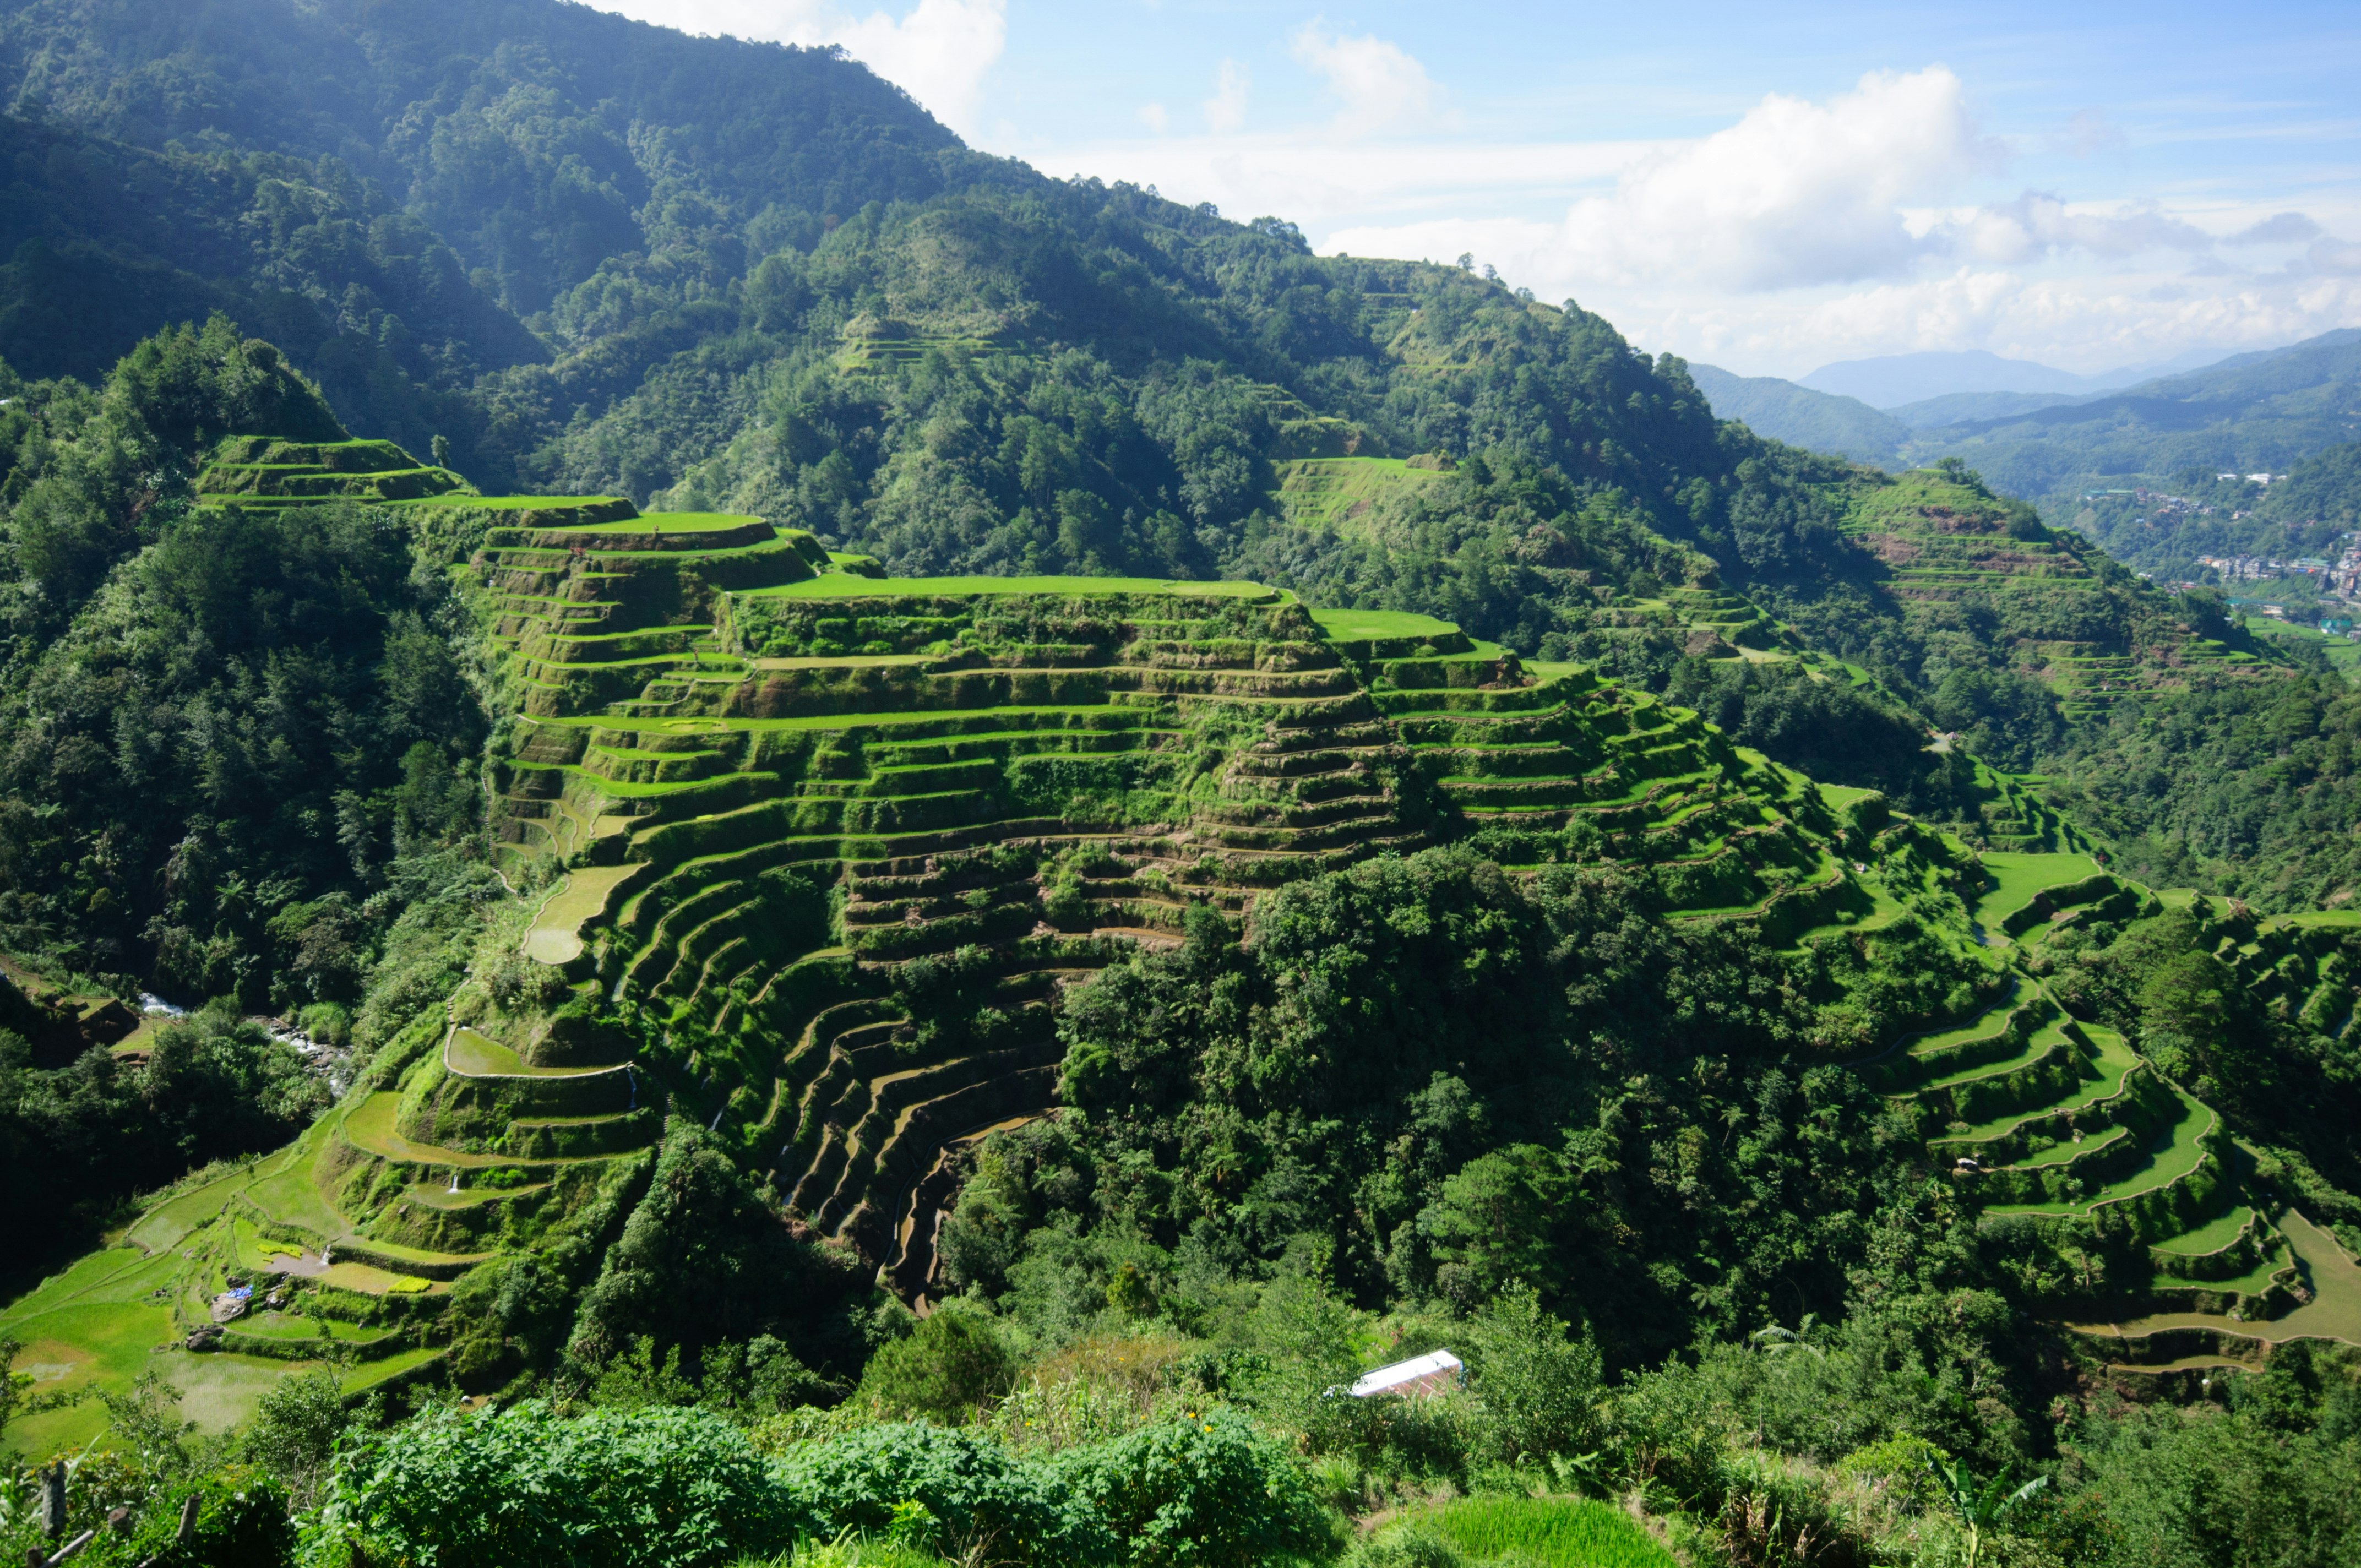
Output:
[1950, 194, 2216, 264]
[1138, 102, 1168, 134]
[1291, 66, 2361, 374]
[1541, 66, 1993, 291]
[1288, 22, 1440, 137]
[1204, 59, 1250, 134]
[587, 0, 1005, 137]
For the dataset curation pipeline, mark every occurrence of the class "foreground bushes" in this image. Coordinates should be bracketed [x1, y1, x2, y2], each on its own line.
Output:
[310, 1402, 790, 1567]
[301, 1403, 1326, 1568]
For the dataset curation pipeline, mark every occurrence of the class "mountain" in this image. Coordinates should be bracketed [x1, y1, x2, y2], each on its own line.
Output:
[0, 0, 965, 483]
[1920, 326, 2361, 518]
[1801, 348, 2106, 406]
[1685, 362, 1908, 465]
[1798, 345, 2241, 409]
[1884, 389, 2084, 427]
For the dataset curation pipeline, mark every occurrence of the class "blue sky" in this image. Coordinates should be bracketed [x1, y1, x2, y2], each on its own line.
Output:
[594, 1, 2361, 377]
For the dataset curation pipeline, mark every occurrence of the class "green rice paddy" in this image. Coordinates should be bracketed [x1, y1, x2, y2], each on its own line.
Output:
[2152, 1205, 2256, 1257]
[1984, 1087, 2216, 1221]
[1405, 1495, 1677, 1568]
[750, 574, 1285, 599]
[1972, 851, 2106, 931]
[2076, 1210, 2361, 1348]
[523, 864, 640, 965]
[391, 493, 629, 510]
[559, 512, 762, 532]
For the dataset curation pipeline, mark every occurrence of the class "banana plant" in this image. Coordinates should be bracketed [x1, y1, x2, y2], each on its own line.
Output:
[1925, 1455, 2048, 1568]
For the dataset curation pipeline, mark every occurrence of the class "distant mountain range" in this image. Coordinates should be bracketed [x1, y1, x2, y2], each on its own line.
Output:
[1690, 329, 2361, 519]
[1795, 347, 2232, 409]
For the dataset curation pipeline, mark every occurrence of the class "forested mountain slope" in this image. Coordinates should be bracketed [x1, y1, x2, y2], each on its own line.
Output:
[1695, 333, 2361, 525]
[1924, 329, 2361, 516]
[1688, 362, 1910, 466]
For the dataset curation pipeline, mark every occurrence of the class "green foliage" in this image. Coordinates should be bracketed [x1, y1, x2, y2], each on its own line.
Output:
[770, 1422, 1084, 1564]
[2042, 669, 2361, 908]
[1, 317, 342, 617]
[1035, 846, 1981, 1365]
[2058, 1403, 2361, 1567]
[0, 1004, 327, 1285]
[1662, 657, 1967, 814]
[1456, 1287, 1603, 1471]
[238, 1370, 352, 1511]
[111, 1463, 298, 1568]
[0, 412, 487, 1000]
[1048, 1413, 1336, 1568]
[1925, 1455, 2046, 1568]
[1416, 1496, 1674, 1568]
[567, 1121, 867, 1375]
[310, 1400, 791, 1568]
[856, 1311, 1019, 1423]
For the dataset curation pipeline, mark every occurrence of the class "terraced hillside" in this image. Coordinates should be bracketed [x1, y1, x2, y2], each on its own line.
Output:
[1914, 854, 2361, 1365]
[459, 505, 1971, 1311]
[0, 999, 573, 1453]
[0, 454, 2050, 1428]
[1843, 471, 2282, 722]
[193, 434, 471, 509]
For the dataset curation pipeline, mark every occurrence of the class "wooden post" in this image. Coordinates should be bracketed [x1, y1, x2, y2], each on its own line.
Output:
[36, 1463, 64, 1539]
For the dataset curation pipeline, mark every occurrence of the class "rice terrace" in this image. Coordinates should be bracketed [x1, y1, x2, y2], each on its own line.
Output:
[2, 2, 2360, 1565]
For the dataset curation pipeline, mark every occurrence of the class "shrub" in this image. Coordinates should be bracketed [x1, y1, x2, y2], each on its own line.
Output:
[239, 1369, 351, 1510]
[1050, 1413, 1337, 1568]
[305, 1401, 790, 1567]
[1460, 1286, 1603, 1470]
[771, 1422, 1085, 1564]
[856, 1310, 1018, 1422]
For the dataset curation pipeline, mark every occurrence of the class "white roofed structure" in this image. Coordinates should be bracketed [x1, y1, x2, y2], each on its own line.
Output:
[1348, 1349, 1464, 1399]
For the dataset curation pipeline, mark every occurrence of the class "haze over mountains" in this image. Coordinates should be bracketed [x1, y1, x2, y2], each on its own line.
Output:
[1691, 329, 2361, 518]
[1797, 346, 2235, 410]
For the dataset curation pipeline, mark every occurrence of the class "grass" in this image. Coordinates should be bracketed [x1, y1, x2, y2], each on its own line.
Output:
[1408, 1495, 1677, 1568]
[342, 1346, 445, 1395]
[748, 575, 1283, 600]
[2249, 619, 2361, 682]
[1895, 980, 2020, 1056]
[1913, 1018, 2066, 1095]
[392, 493, 627, 510]
[1815, 782, 1883, 812]
[3, 1299, 178, 1455]
[1934, 1023, 2140, 1145]
[445, 1025, 620, 1078]
[1971, 851, 2106, 932]
[1272, 456, 1448, 535]
[343, 1091, 521, 1169]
